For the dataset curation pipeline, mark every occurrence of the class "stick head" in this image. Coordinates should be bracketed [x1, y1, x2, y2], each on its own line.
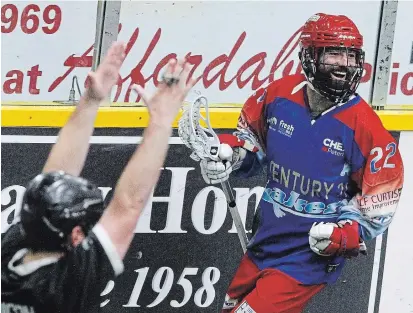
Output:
[178, 92, 220, 161]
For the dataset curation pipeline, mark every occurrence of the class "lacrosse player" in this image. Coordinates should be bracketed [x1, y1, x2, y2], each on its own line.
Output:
[200, 13, 404, 313]
[1, 41, 194, 313]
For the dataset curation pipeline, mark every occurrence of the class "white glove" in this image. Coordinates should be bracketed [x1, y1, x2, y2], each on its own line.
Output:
[308, 222, 338, 256]
[200, 143, 234, 185]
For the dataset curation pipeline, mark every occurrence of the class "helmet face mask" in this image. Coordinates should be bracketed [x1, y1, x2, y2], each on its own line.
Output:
[301, 46, 365, 103]
[299, 13, 365, 104]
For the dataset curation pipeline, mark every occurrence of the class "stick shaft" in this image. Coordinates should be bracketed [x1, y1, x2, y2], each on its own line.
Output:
[220, 180, 249, 253]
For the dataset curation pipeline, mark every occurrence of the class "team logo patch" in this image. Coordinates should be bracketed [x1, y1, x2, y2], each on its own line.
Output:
[235, 301, 257, 313]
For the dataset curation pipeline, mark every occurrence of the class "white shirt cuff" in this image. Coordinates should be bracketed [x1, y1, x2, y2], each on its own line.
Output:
[92, 224, 124, 276]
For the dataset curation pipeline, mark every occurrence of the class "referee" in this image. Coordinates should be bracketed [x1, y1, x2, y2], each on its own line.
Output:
[1, 41, 195, 313]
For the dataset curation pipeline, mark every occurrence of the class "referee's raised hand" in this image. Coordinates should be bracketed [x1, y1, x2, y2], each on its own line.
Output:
[86, 41, 127, 103]
[131, 58, 195, 126]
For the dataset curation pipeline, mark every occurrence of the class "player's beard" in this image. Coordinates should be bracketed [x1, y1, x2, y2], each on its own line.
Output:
[307, 63, 358, 114]
[317, 64, 357, 98]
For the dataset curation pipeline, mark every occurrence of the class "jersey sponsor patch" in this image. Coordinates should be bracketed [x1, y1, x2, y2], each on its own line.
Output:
[267, 117, 278, 131]
[356, 188, 402, 219]
[322, 138, 345, 157]
[277, 120, 294, 137]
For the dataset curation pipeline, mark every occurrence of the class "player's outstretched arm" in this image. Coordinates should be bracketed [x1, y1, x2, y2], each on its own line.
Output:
[99, 59, 195, 260]
[42, 42, 126, 176]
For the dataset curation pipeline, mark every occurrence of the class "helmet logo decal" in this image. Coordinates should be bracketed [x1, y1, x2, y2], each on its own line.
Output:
[308, 14, 321, 22]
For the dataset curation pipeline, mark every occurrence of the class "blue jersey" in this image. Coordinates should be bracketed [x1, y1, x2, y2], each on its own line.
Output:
[234, 74, 404, 285]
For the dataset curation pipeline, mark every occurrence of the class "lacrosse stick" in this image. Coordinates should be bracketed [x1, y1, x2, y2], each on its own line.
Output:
[178, 93, 249, 253]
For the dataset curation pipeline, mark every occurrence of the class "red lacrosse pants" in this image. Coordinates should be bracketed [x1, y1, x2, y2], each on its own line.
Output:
[222, 254, 325, 313]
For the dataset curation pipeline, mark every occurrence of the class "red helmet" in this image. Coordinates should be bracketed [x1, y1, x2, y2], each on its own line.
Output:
[299, 13, 365, 104]
[300, 13, 363, 49]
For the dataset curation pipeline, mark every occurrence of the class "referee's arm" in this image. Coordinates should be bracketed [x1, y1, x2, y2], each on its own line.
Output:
[98, 121, 173, 260]
[96, 60, 194, 261]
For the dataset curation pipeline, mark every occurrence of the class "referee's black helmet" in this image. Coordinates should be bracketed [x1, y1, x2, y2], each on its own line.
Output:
[20, 171, 105, 251]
